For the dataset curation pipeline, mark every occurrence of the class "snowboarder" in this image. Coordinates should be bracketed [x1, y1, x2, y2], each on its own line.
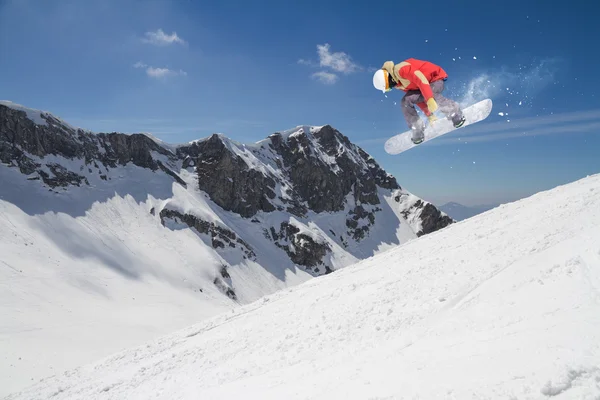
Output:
[372, 58, 466, 144]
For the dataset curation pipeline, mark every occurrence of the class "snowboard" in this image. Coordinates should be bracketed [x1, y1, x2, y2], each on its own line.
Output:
[384, 98, 493, 155]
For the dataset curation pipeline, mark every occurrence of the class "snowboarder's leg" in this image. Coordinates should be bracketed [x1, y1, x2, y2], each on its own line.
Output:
[431, 80, 465, 128]
[401, 90, 426, 144]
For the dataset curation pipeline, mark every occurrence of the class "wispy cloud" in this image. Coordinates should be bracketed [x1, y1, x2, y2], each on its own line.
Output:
[316, 43, 361, 74]
[142, 28, 186, 46]
[133, 62, 187, 78]
[439, 121, 600, 144]
[355, 108, 600, 147]
[432, 109, 600, 145]
[299, 43, 362, 84]
[147, 67, 187, 78]
[452, 109, 600, 138]
[297, 58, 316, 67]
[312, 71, 338, 85]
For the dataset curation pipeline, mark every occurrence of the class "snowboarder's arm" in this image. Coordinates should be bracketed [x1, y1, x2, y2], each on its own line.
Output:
[417, 102, 431, 116]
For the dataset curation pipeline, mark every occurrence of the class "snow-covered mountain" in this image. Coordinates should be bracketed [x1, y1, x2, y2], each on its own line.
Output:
[0, 100, 453, 396]
[6, 171, 600, 400]
[439, 201, 498, 221]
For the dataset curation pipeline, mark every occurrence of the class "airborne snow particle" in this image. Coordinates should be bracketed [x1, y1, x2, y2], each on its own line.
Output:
[498, 112, 505, 116]
[425, 39, 429, 42]
[473, 56, 477, 60]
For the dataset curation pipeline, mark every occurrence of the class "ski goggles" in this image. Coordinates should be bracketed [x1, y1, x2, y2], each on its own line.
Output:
[383, 70, 392, 92]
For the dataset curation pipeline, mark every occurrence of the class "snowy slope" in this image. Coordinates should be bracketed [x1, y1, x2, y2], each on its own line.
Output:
[0, 159, 316, 397]
[6, 173, 600, 400]
[1, 101, 447, 396]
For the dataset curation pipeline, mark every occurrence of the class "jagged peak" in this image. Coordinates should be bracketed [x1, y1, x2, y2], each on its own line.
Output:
[0, 99, 392, 192]
[0, 100, 89, 133]
[266, 124, 326, 142]
[0, 100, 52, 126]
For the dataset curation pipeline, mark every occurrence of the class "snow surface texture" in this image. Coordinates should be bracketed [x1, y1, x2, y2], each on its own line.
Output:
[6, 174, 600, 400]
[0, 161, 316, 396]
[0, 103, 433, 396]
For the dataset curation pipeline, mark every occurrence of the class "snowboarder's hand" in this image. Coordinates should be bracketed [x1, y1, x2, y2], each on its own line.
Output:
[427, 98, 438, 113]
[428, 114, 437, 124]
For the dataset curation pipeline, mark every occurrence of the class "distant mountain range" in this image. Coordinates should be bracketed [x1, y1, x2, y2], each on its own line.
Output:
[438, 201, 499, 221]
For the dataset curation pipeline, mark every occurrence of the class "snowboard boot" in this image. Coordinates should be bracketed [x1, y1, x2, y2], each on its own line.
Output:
[410, 120, 426, 145]
[411, 130, 425, 144]
[453, 115, 466, 129]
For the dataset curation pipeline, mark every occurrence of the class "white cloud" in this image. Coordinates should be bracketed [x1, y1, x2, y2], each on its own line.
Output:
[316, 43, 361, 74]
[440, 120, 600, 144]
[133, 62, 187, 79]
[146, 67, 187, 78]
[431, 108, 600, 145]
[355, 108, 600, 147]
[297, 59, 313, 66]
[299, 43, 362, 84]
[142, 29, 186, 46]
[312, 71, 338, 85]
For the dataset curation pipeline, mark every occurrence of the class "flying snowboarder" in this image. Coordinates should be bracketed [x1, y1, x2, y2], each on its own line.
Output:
[372, 58, 466, 144]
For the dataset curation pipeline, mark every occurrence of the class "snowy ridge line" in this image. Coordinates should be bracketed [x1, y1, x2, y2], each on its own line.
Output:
[0, 100, 88, 133]
[1, 100, 369, 179]
[0, 100, 52, 126]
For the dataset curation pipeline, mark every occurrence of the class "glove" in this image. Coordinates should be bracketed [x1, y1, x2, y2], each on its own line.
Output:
[427, 98, 438, 113]
[428, 114, 438, 124]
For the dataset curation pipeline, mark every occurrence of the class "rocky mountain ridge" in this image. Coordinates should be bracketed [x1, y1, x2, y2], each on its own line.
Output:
[0, 100, 453, 294]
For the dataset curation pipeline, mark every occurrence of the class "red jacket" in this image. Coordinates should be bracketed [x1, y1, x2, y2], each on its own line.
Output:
[393, 58, 448, 101]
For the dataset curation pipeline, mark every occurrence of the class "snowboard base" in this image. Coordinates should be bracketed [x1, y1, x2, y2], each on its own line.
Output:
[384, 98, 493, 155]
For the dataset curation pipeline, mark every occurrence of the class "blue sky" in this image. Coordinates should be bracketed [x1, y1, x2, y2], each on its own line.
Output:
[1, 0, 599, 206]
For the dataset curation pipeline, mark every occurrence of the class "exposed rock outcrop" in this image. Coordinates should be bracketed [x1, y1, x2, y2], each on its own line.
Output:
[267, 125, 400, 214]
[0, 104, 183, 188]
[268, 222, 332, 273]
[159, 208, 256, 259]
[178, 135, 276, 217]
